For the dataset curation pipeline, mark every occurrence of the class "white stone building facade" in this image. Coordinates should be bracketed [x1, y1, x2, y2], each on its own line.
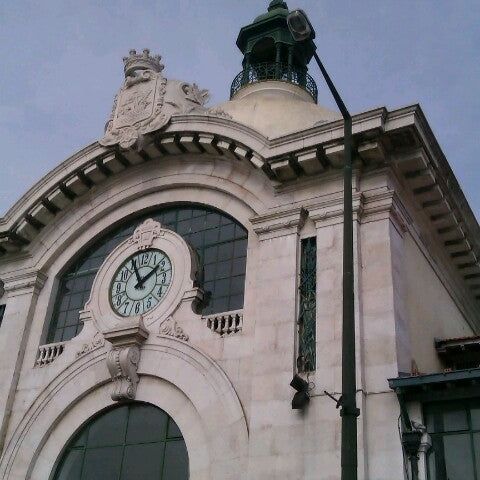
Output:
[0, 2, 479, 479]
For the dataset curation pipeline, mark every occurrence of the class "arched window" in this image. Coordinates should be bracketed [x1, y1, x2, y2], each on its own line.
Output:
[51, 403, 188, 480]
[251, 37, 276, 64]
[47, 205, 248, 343]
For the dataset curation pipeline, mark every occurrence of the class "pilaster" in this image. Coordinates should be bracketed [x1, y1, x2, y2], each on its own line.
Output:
[247, 206, 306, 479]
[308, 193, 368, 479]
[0, 270, 47, 454]
[359, 189, 411, 479]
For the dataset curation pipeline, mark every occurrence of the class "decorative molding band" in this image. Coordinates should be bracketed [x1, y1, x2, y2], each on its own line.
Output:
[396, 146, 480, 306]
[0, 131, 267, 255]
[361, 189, 412, 236]
[0, 105, 421, 257]
[203, 310, 243, 336]
[76, 332, 105, 358]
[251, 206, 307, 240]
[306, 192, 363, 227]
[3, 271, 47, 296]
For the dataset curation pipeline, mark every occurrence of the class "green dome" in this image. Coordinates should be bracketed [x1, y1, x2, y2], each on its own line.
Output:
[254, 1, 289, 23]
[268, 0, 288, 10]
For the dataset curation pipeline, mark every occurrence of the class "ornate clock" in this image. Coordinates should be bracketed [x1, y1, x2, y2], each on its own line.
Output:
[109, 249, 173, 317]
[79, 218, 202, 403]
[84, 218, 201, 334]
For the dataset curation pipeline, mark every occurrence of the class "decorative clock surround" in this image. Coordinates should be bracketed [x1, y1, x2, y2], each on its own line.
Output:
[84, 218, 201, 332]
[81, 218, 203, 401]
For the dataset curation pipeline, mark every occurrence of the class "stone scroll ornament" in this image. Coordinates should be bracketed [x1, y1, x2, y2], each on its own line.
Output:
[100, 49, 211, 150]
[159, 316, 189, 342]
[106, 346, 141, 401]
[103, 316, 149, 401]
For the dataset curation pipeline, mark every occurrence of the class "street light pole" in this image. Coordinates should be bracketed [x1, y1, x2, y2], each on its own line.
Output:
[287, 11, 359, 480]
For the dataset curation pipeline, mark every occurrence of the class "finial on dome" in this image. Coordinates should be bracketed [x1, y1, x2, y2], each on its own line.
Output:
[268, 0, 288, 11]
[122, 48, 164, 77]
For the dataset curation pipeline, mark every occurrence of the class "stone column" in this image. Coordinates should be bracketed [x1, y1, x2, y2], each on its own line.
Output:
[275, 43, 282, 79]
[0, 270, 47, 453]
[287, 45, 294, 72]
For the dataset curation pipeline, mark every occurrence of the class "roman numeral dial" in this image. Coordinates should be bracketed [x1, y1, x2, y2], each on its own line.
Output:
[110, 249, 172, 317]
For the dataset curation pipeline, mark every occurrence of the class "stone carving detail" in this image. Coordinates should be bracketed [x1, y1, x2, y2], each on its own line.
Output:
[100, 48, 210, 149]
[159, 316, 189, 341]
[206, 107, 233, 119]
[103, 317, 149, 401]
[76, 332, 105, 358]
[181, 83, 209, 109]
[106, 345, 141, 401]
[128, 218, 163, 250]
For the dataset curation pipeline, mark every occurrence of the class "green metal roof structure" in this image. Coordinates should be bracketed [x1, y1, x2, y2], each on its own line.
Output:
[236, 0, 316, 69]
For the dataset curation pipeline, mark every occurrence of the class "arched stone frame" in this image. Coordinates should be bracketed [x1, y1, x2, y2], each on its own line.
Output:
[0, 115, 274, 245]
[33, 154, 272, 273]
[21, 154, 275, 367]
[0, 336, 249, 480]
[48, 400, 190, 480]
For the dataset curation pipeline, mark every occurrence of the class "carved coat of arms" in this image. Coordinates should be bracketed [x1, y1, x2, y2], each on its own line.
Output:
[100, 49, 211, 149]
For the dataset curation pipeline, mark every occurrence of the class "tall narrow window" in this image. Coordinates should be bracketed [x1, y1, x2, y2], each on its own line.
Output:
[297, 237, 316, 372]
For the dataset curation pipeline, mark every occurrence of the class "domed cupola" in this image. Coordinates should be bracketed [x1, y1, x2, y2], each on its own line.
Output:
[231, 0, 318, 102]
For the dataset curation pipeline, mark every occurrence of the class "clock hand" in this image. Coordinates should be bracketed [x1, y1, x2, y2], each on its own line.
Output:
[136, 264, 160, 289]
[131, 259, 142, 287]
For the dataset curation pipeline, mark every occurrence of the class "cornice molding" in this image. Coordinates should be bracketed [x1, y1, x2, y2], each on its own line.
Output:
[251, 206, 307, 240]
[361, 189, 412, 236]
[3, 270, 47, 296]
[0, 104, 412, 245]
[306, 192, 364, 228]
[0, 102, 477, 308]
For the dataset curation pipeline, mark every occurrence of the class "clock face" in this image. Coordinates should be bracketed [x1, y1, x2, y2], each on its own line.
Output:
[110, 249, 173, 317]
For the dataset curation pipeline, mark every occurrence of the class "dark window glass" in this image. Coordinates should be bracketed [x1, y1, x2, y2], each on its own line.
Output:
[52, 403, 188, 480]
[55, 449, 83, 480]
[425, 399, 480, 480]
[47, 204, 248, 342]
[163, 440, 189, 478]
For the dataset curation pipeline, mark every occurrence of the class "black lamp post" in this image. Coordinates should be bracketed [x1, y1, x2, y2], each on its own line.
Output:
[287, 9, 359, 480]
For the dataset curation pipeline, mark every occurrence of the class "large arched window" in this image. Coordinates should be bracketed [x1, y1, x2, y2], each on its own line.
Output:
[51, 403, 188, 480]
[47, 204, 248, 343]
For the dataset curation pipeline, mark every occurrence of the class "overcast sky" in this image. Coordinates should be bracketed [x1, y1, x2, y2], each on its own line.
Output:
[0, 0, 479, 218]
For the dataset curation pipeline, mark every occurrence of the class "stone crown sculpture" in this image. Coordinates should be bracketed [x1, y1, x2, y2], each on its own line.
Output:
[123, 48, 164, 77]
[100, 48, 230, 150]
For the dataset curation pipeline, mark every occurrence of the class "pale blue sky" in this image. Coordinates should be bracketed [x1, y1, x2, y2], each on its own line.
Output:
[0, 0, 479, 218]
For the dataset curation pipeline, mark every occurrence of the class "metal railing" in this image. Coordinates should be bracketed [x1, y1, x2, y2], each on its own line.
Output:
[230, 62, 318, 102]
